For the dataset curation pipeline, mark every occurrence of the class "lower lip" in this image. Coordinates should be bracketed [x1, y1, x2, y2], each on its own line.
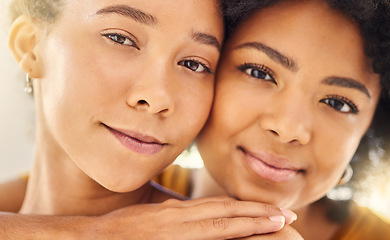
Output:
[241, 149, 298, 183]
[108, 128, 164, 155]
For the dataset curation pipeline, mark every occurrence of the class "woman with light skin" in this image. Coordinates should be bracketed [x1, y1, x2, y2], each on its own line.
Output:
[192, 0, 390, 239]
[0, 0, 298, 239]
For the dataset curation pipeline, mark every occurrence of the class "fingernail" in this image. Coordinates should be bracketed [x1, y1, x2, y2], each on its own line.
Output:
[280, 208, 298, 224]
[269, 215, 285, 223]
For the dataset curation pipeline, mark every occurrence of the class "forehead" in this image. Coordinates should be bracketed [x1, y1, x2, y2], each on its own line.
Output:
[55, 0, 224, 45]
[60, 0, 222, 26]
[63, 0, 222, 17]
[225, 0, 380, 96]
[230, 0, 363, 59]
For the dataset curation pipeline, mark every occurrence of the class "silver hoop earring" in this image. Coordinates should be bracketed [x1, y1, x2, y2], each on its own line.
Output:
[338, 164, 353, 186]
[25, 73, 33, 94]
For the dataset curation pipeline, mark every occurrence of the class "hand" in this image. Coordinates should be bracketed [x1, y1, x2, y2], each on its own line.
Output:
[93, 196, 297, 240]
[236, 225, 304, 240]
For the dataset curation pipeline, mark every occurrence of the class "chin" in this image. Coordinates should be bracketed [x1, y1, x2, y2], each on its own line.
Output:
[229, 186, 291, 208]
[95, 174, 147, 193]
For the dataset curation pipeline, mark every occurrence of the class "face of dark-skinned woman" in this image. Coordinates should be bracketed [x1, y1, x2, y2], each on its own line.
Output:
[197, 0, 381, 211]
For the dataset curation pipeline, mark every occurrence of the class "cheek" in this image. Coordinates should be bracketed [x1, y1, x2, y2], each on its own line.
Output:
[48, 28, 132, 98]
[212, 79, 269, 141]
[308, 126, 362, 193]
[182, 83, 214, 134]
[315, 117, 365, 167]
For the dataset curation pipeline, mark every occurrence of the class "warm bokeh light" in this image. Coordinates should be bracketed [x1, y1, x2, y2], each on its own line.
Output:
[353, 157, 390, 223]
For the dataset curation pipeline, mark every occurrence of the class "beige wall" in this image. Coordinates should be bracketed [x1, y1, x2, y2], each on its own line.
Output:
[0, 0, 34, 182]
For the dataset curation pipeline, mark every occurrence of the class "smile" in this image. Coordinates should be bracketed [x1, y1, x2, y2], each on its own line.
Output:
[104, 124, 167, 155]
[239, 147, 302, 183]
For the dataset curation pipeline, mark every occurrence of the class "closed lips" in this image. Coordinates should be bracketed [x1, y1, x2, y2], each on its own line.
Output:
[239, 146, 303, 182]
[103, 123, 167, 155]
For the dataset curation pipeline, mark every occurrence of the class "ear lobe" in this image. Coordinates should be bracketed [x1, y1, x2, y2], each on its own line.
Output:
[8, 15, 43, 78]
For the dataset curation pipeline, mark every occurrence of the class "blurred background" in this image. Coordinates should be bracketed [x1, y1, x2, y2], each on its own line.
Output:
[0, 0, 35, 183]
[0, 0, 389, 223]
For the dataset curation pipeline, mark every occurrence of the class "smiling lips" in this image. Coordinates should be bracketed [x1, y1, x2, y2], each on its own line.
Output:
[105, 124, 166, 155]
[239, 147, 301, 183]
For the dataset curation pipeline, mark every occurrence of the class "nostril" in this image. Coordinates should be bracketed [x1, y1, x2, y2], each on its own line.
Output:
[137, 100, 149, 105]
[270, 130, 279, 136]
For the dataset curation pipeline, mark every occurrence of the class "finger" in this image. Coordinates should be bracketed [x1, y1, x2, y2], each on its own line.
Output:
[182, 216, 286, 240]
[160, 198, 297, 224]
[161, 196, 235, 207]
[178, 200, 288, 221]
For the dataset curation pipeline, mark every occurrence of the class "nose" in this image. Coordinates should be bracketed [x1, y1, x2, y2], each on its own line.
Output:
[126, 63, 175, 117]
[259, 92, 312, 145]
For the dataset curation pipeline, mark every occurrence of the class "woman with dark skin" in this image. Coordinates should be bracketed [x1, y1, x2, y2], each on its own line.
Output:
[193, 0, 390, 239]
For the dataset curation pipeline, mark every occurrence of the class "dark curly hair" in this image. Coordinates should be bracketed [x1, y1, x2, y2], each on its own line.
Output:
[222, 0, 390, 98]
[221, 0, 390, 223]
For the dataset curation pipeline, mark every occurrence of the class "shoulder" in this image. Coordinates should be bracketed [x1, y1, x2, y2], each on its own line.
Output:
[0, 175, 28, 212]
[332, 204, 390, 240]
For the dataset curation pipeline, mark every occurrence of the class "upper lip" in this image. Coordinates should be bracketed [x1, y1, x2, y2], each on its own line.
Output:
[239, 146, 302, 171]
[104, 124, 167, 145]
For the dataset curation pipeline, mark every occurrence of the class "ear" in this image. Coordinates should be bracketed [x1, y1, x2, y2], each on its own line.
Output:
[8, 15, 43, 78]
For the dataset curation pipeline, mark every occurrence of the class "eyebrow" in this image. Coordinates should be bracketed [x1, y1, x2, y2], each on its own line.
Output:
[95, 6, 220, 52]
[235, 42, 298, 72]
[95, 5, 157, 25]
[192, 32, 221, 52]
[322, 77, 371, 98]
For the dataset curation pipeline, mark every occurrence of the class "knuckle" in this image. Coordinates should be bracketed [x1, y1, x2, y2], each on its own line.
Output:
[212, 218, 230, 230]
[223, 200, 240, 212]
[264, 203, 275, 216]
[251, 217, 263, 226]
[196, 218, 231, 232]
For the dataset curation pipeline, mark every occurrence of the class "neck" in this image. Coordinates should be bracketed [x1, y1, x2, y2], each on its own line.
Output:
[190, 167, 228, 199]
[190, 168, 342, 240]
[20, 132, 155, 216]
[291, 200, 344, 240]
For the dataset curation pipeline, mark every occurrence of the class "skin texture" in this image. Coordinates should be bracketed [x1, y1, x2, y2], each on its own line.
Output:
[1, 0, 298, 239]
[196, 0, 381, 238]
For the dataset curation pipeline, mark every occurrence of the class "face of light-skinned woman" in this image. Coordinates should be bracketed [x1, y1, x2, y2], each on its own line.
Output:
[11, 0, 223, 214]
[197, 0, 381, 211]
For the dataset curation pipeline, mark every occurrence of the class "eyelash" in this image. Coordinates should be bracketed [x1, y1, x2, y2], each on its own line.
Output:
[237, 62, 276, 84]
[178, 59, 212, 74]
[238, 62, 360, 114]
[101, 32, 211, 74]
[101, 32, 140, 50]
[320, 95, 359, 114]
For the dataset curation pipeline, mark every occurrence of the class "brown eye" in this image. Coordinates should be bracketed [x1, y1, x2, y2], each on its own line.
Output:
[238, 63, 276, 84]
[320, 95, 359, 114]
[110, 35, 126, 44]
[102, 33, 139, 50]
[178, 60, 211, 74]
[246, 69, 272, 81]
